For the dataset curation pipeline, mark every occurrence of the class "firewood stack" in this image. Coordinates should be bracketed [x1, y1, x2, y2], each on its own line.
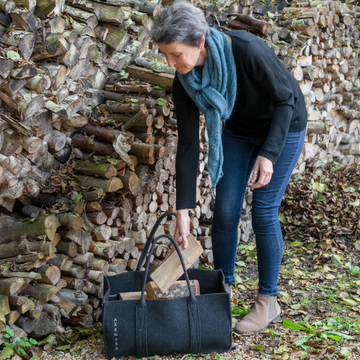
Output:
[0, 0, 359, 342]
[204, 0, 360, 170]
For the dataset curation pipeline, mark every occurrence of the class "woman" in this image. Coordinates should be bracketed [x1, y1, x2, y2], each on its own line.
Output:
[151, 0, 307, 334]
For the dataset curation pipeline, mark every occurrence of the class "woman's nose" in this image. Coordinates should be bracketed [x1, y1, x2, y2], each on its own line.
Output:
[167, 57, 176, 68]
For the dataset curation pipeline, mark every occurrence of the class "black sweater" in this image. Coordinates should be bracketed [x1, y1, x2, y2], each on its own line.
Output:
[173, 30, 307, 210]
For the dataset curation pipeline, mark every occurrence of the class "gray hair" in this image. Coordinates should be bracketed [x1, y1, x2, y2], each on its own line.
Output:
[151, 0, 210, 47]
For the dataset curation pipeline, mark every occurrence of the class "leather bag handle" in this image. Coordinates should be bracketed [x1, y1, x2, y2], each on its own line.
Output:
[135, 211, 176, 271]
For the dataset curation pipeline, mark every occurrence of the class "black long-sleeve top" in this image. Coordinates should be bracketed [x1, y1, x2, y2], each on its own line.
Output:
[173, 30, 307, 210]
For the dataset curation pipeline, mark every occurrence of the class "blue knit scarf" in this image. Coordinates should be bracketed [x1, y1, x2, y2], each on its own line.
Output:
[178, 28, 237, 185]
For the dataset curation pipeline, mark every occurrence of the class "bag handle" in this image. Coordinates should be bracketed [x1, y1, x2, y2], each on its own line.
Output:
[136, 211, 176, 271]
[139, 234, 196, 301]
[136, 233, 201, 357]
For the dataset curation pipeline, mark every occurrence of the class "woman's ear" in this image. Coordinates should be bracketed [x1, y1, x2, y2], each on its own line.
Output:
[199, 37, 205, 50]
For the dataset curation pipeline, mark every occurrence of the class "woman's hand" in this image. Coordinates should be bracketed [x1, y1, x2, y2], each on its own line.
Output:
[174, 209, 190, 249]
[251, 155, 273, 189]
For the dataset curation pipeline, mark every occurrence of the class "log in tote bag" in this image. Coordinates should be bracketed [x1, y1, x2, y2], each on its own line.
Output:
[102, 212, 232, 359]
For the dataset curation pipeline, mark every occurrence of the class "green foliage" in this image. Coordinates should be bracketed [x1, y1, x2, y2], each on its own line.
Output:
[155, 98, 167, 106]
[151, 63, 162, 71]
[55, 344, 71, 351]
[154, 85, 166, 90]
[119, 70, 129, 79]
[0, 332, 38, 360]
[6, 51, 20, 60]
[232, 301, 250, 317]
[71, 191, 83, 200]
[284, 318, 355, 350]
[0, 346, 13, 360]
[278, 213, 288, 224]
[68, 174, 81, 184]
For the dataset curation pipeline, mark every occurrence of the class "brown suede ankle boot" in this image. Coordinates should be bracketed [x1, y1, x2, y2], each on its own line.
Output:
[235, 293, 280, 334]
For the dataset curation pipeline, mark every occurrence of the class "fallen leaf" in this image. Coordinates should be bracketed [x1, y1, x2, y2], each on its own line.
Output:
[279, 291, 291, 304]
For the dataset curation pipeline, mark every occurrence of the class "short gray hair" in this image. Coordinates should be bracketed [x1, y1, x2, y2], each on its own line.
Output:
[151, 0, 210, 47]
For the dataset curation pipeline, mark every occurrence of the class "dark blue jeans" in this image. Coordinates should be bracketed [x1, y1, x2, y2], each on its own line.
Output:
[212, 127, 306, 295]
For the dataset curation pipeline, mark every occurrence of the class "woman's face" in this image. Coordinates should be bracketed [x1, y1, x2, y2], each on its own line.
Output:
[157, 41, 204, 74]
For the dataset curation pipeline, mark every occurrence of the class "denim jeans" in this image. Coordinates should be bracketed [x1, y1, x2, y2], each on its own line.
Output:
[211, 127, 306, 295]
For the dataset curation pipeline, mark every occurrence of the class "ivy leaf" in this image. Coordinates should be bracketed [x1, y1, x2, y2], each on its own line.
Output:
[130, 98, 139, 103]
[5, 325, 14, 337]
[266, 11, 275, 17]
[16, 347, 26, 355]
[0, 346, 14, 359]
[314, 192, 324, 201]
[283, 319, 309, 331]
[7, 51, 20, 60]
[119, 70, 128, 79]
[342, 185, 355, 193]
[154, 85, 166, 90]
[56, 344, 71, 351]
[279, 213, 288, 224]
[355, 79, 360, 87]
[71, 191, 83, 201]
[29, 338, 38, 345]
[71, 349, 82, 356]
[106, 157, 121, 165]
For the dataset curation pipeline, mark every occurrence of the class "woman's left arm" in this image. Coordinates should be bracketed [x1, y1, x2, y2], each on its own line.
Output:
[246, 41, 296, 188]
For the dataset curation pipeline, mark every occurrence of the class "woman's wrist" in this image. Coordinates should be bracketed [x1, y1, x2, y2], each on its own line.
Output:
[177, 209, 195, 219]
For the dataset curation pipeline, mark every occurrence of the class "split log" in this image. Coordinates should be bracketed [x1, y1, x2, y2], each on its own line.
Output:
[72, 133, 118, 157]
[228, 14, 272, 35]
[35, 264, 61, 285]
[30, 34, 69, 62]
[34, 0, 56, 18]
[122, 105, 148, 131]
[105, 83, 151, 94]
[56, 241, 78, 257]
[57, 213, 84, 230]
[74, 160, 117, 178]
[129, 0, 162, 17]
[0, 215, 60, 243]
[9, 9, 39, 32]
[96, 24, 130, 51]
[127, 65, 174, 92]
[64, 5, 98, 28]
[57, 228, 92, 254]
[135, 57, 176, 75]
[0, 277, 27, 296]
[77, 175, 123, 192]
[70, 0, 124, 23]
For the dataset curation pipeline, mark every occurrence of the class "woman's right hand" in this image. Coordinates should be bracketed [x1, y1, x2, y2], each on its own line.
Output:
[174, 209, 190, 249]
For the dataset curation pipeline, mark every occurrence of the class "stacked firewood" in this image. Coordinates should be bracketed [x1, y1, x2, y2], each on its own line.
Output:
[202, 0, 360, 170]
[0, 0, 359, 342]
[0, 0, 185, 342]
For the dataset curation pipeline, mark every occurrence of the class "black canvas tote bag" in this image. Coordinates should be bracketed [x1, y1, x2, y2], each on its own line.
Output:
[102, 212, 232, 359]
